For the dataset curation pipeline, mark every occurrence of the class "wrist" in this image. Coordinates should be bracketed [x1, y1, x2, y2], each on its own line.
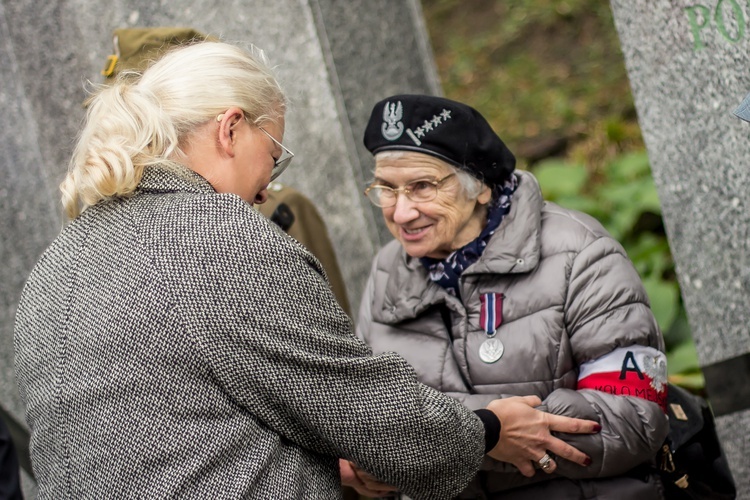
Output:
[474, 408, 501, 453]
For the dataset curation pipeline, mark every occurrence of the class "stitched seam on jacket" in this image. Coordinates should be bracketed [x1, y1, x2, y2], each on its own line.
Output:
[58, 222, 83, 498]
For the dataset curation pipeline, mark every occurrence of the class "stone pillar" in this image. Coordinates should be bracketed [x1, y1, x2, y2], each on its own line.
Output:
[0, 0, 440, 496]
[610, 1, 750, 496]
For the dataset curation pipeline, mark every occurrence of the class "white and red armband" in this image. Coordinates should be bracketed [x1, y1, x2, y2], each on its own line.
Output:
[577, 345, 668, 412]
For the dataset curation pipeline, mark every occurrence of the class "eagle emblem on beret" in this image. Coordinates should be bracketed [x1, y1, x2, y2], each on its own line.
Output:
[382, 101, 404, 141]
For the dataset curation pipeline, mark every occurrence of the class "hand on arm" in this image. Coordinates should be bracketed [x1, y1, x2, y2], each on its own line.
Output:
[544, 387, 668, 477]
[485, 396, 601, 477]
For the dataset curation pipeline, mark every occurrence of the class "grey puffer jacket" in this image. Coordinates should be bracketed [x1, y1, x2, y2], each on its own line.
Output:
[357, 170, 669, 499]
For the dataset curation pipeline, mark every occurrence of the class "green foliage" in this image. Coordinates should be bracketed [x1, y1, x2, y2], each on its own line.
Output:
[533, 154, 702, 387]
[421, 0, 640, 157]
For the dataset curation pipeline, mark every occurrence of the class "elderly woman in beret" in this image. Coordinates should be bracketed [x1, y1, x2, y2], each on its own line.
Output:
[347, 95, 670, 499]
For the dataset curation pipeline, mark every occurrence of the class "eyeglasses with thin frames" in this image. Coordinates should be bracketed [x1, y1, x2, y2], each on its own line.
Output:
[258, 127, 294, 181]
[364, 173, 456, 208]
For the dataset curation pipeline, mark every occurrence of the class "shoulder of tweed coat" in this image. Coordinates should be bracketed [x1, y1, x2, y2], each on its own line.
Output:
[14, 165, 485, 500]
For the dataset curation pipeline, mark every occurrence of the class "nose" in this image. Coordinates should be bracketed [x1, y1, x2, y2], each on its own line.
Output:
[390, 192, 419, 224]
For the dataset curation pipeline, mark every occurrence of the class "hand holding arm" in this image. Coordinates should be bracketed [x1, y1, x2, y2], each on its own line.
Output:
[541, 387, 667, 478]
[485, 396, 600, 477]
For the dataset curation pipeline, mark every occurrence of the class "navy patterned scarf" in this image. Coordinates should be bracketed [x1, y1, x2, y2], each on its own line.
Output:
[420, 174, 518, 296]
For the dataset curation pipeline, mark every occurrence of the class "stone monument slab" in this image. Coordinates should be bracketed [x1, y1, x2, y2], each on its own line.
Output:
[610, 1, 750, 495]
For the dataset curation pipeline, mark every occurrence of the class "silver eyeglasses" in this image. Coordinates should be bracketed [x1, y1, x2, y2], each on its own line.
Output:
[364, 173, 456, 208]
[258, 127, 295, 181]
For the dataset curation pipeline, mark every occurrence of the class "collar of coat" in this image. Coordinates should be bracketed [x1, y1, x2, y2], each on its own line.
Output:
[373, 170, 544, 324]
[136, 163, 215, 196]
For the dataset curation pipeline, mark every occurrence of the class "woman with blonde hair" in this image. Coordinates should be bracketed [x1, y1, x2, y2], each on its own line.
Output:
[14, 42, 599, 499]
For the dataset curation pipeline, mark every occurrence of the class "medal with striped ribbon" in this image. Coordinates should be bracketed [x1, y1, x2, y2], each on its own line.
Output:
[479, 292, 505, 363]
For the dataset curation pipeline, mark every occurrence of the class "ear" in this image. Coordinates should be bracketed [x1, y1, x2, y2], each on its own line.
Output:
[477, 183, 493, 205]
[216, 107, 245, 157]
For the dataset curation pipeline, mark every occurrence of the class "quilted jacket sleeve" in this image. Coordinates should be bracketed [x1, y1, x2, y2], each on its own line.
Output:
[166, 198, 485, 500]
[541, 235, 669, 478]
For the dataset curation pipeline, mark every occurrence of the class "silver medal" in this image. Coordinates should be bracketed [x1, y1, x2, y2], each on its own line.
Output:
[479, 338, 504, 363]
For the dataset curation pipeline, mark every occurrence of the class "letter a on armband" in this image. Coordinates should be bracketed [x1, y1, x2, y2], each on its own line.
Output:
[577, 345, 668, 412]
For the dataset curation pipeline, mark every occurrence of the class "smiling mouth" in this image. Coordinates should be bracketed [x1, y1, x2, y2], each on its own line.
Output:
[401, 225, 431, 238]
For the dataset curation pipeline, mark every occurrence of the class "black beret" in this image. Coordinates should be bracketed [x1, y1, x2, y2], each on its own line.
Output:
[363, 94, 515, 187]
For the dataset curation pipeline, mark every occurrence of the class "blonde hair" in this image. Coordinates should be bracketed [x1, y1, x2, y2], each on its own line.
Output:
[61, 42, 286, 219]
[373, 151, 485, 199]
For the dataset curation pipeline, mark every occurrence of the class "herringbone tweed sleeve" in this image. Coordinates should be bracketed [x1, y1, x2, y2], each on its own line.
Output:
[14, 168, 484, 499]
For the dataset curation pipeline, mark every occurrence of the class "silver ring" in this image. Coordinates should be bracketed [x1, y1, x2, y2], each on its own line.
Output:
[538, 453, 552, 471]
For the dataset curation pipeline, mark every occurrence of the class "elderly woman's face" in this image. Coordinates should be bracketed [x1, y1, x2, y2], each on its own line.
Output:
[374, 153, 491, 259]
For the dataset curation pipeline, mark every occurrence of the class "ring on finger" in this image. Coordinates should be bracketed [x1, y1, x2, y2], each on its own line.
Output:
[538, 453, 553, 471]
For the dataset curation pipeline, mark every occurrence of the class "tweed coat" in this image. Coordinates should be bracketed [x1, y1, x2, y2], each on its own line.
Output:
[256, 182, 351, 316]
[357, 170, 670, 499]
[14, 165, 486, 500]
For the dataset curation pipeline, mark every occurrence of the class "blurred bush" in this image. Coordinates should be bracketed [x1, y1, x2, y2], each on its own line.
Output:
[421, 0, 642, 167]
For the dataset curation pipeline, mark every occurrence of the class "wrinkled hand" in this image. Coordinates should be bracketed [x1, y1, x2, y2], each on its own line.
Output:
[339, 459, 399, 498]
[485, 396, 600, 477]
